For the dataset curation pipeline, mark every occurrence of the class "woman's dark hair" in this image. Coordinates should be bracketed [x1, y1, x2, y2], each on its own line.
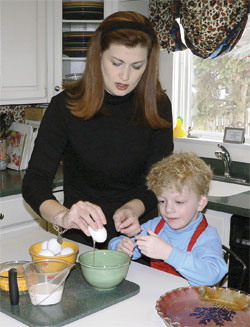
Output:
[64, 11, 170, 128]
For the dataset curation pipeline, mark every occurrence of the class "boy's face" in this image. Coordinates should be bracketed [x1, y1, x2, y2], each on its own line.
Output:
[157, 185, 208, 231]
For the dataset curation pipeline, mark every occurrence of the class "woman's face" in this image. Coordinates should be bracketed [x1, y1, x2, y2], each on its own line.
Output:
[101, 43, 148, 96]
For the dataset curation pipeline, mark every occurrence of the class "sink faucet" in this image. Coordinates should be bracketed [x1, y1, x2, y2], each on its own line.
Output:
[215, 144, 231, 178]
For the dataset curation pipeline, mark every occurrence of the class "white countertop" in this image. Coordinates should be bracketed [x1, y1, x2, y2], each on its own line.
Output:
[0, 226, 189, 327]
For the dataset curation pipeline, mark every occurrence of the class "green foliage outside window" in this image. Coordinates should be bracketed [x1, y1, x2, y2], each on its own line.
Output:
[191, 24, 250, 136]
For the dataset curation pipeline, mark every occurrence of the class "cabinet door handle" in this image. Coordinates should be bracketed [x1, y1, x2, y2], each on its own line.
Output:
[54, 85, 61, 92]
[0, 213, 4, 220]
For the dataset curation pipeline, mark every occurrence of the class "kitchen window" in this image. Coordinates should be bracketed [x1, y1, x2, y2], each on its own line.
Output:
[172, 18, 250, 143]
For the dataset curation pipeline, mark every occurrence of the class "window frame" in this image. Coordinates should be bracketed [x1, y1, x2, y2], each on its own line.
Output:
[172, 49, 250, 145]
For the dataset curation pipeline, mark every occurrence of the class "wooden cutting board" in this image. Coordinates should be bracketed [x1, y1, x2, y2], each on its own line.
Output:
[0, 263, 140, 327]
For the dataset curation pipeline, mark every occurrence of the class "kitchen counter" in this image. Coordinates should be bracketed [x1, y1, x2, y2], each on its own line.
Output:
[0, 227, 189, 327]
[0, 166, 63, 197]
[207, 190, 250, 218]
[1, 167, 249, 218]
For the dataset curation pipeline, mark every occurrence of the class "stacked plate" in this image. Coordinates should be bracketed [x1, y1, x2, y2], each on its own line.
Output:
[63, 31, 94, 57]
[63, 73, 82, 82]
[63, 1, 104, 20]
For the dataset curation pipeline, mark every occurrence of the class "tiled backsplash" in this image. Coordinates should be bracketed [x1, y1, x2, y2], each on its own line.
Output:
[0, 104, 31, 123]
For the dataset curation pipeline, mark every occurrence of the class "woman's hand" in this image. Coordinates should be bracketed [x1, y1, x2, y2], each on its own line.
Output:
[117, 237, 136, 257]
[113, 199, 145, 237]
[40, 199, 106, 237]
[61, 201, 107, 236]
[113, 208, 141, 237]
[135, 229, 172, 261]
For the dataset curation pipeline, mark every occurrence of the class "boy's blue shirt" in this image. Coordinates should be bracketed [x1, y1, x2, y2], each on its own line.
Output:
[108, 212, 228, 286]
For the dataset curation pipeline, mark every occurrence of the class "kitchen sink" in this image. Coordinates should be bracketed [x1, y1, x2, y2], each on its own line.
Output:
[209, 180, 250, 197]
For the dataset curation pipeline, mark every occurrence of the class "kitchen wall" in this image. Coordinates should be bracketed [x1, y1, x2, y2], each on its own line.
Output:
[159, 51, 173, 102]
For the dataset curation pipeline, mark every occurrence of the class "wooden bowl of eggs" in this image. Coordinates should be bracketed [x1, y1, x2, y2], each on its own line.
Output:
[29, 239, 79, 264]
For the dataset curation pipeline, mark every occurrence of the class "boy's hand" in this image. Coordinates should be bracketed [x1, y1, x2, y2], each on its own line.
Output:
[117, 237, 136, 257]
[135, 229, 173, 261]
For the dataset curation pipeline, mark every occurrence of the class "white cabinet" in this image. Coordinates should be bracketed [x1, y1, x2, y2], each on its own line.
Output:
[0, 193, 41, 237]
[47, 0, 107, 95]
[47, 0, 63, 100]
[205, 209, 231, 248]
[0, 0, 62, 105]
[0, 189, 64, 238]
[0, 0, 47, 105]
[0, 0, 150, 104]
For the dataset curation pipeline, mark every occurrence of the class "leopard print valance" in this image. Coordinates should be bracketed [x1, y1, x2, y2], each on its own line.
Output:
[149, 0, 249, 59]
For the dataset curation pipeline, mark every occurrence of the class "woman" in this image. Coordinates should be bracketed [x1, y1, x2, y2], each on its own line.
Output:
[22, 11, 173, 248]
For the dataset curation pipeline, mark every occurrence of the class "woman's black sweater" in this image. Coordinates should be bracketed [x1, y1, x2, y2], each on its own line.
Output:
[22, 90, 173, 247]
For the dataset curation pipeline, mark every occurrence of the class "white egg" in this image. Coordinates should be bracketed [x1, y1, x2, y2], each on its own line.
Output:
[88, 226, 107, 243]
[41, 240, 48, 250]
[60, 247, 74, 256]
[38, 249, 55, 257]
[47, 238, 62, 255]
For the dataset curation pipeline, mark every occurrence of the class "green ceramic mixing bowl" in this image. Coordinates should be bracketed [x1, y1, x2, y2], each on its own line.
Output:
[78, 250, 131, 289]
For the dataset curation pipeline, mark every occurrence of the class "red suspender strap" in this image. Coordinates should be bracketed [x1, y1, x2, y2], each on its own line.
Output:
[187, 216, 208, 251]
[150, 216, 208, 276]
[151, 218, 181, 276]
[155, 218, 165, 234]
[150, 259, 181, 276]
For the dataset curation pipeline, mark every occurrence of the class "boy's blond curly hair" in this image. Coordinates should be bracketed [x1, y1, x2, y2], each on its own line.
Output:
[146, 152, 213, 197]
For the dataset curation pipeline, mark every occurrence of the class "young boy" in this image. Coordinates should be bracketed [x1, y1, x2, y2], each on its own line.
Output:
[108, 152, 227, 286]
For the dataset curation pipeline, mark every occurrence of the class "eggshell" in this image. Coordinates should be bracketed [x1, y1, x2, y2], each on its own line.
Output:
[41, 240, 48, 250]
[38, 249, 55, 257]
[88, 226, 107, 243]
[47, 238, 62, 255]
[60, 247, 74, 256]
